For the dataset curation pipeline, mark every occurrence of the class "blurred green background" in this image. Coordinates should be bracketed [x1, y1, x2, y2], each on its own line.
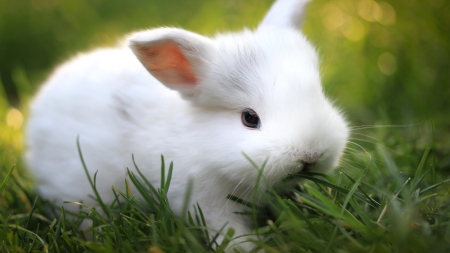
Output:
[0, 0, 449, 134]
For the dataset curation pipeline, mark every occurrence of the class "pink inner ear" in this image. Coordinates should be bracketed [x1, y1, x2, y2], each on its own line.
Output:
[136, 41, 197, 87]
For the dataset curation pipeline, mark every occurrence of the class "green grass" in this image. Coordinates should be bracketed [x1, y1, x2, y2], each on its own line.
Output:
[1, 116, 449, 252]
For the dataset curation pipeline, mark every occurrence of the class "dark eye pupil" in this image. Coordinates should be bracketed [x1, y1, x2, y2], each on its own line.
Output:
[242, 109, 260, 129]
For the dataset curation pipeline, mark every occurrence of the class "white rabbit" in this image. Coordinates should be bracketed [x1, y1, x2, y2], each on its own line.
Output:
[26, 0, 349, 251]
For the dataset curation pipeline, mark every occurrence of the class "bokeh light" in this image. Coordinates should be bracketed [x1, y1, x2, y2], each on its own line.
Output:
[6, 108, 23, 130]
[378, 52, 397, 75]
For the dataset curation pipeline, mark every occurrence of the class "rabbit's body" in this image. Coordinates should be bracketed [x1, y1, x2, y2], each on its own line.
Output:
[26, 0, 349, 251]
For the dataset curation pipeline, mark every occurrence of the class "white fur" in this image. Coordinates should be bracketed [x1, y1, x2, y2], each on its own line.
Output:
[26, 0, 349, 251]
[260, 0, 311, 28]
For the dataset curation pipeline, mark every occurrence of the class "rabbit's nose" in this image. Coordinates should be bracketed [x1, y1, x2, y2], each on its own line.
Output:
[303, 151, 322, 164]
[296, 151, 322, 172]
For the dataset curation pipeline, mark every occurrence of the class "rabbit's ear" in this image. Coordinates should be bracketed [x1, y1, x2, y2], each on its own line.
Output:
[129, 28, 214, 95]
[259, 0, 310, 29]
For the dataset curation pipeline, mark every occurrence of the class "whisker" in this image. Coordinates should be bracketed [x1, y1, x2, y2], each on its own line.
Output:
[349, 135, 417, 158]
[350, 123, 421, 131]
[343, 146, 368, 155]
[350, 132, 382, 142]
[337, 161, 361, 171]
[347, 141, 372, 162]
[239, 182, 261, 212]
[339, 157, 374, 171]
[222, 171, 251, 213]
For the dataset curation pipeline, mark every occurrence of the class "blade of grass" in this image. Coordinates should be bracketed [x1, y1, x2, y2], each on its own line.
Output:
[0, 166, 14, 195]
[348, 198, 372, 227]
[196, 203, 211, 247]
[291, 172, 379, 208]
[48, 212, 63, 251]
[411, 147, 431, 188]
[76, 136, 109, 217]
[419, 179, 450, 194]
[127, 169, 156, 209]
[24, 196, 38, 230]
[377, 177, 411, 223]
[283, 171, 336, 182]
[160, 155, 165, 193]
[429, 120, 437, 209]
[410, 170, 430, 193]
[299, 186, 365, 230]
[165, 161, 173, 197]
[341, 156, 372, 213]
[227, 195, 252, 209]
[8, 224, 48, 253]
[243, 152, 268, 243]
[285, 199, 323, 239]
[181, 178, 194, 220]
[342, 171, 380, 208]
[215, 228, 235, 253]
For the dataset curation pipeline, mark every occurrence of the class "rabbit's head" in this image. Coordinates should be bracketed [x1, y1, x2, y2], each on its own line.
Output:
[129, 0, 349, 190]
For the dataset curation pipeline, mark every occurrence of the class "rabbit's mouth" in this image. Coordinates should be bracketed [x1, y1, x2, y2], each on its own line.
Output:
[284, 162, 318, 179]
[292, 161, 316, 173]
[302, 162, 316, 173]
[279, 162, 317, 184]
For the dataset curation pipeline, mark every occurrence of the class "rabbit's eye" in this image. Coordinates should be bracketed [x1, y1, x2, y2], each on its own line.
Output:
[241, 109, 261, 129]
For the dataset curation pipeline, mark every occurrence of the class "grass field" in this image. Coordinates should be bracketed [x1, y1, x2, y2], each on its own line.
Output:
[1, 0, 450, 252]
